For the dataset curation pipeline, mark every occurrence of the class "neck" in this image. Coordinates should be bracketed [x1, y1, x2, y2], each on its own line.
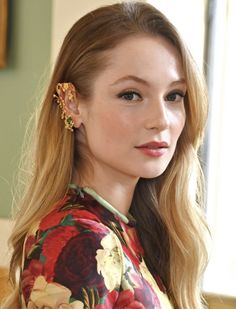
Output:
[73, 164, 139, 215]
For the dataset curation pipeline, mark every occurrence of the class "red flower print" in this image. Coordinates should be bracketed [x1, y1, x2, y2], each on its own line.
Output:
[54, 231, 107, 299]
[94, 290, 145, 309]
[41, 225, 79, 280]
[94, 290, 119, 309]
[20, 189, 172, 309]
[74, 217, 110, 234]
[39, 201, 100, 232]
[114, 290, 145, 309]
[39, 196, 81, 231]
[21, 259, 43, 304]
[85, 195, 118, 224]
[24, 235, 37, 257]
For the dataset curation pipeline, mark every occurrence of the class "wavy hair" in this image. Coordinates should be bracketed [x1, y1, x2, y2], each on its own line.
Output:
[3, 2, 209, 308]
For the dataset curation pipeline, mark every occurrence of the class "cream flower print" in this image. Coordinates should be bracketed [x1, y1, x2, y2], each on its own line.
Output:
[96, 233, 122, 291]
[120, 256, 141, 293]
[27, 276, 84, 309]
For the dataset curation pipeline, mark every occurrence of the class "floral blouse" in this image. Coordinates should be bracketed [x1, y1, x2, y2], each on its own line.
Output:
[20, 184, 173, 309]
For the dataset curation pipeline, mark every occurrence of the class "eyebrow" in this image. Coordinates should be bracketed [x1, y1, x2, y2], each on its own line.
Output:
[110, 75, 186, 87]
[170, 78, 186, 87]
[110, 75, 149, 86]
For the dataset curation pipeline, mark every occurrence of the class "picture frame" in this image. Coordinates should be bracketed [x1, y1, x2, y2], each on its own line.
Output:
[0, 0, 8, 68]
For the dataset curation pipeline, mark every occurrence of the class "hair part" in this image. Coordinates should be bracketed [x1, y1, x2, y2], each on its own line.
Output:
[4, 2, 209, 308]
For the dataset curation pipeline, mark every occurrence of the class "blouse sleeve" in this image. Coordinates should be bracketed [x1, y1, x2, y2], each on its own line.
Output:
[21, 213, 123, 308]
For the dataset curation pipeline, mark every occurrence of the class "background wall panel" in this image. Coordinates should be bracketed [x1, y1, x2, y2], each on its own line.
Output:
[0, 0, 52, 218]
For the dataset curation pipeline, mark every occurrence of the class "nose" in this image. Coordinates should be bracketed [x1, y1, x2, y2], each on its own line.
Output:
[145, 99, 170, 131]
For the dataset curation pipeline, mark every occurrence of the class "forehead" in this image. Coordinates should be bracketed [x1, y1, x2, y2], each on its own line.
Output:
[96, 35, 184, 86]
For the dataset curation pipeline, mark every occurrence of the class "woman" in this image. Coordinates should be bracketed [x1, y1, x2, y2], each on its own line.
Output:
[3, 1, 209, 308]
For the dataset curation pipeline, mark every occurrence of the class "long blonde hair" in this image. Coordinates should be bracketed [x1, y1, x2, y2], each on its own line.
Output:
[3, 2, 209, 308]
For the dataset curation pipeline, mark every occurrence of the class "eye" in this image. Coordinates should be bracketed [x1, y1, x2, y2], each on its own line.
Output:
[166, 91, 186, 102]
[117, 91, 142, 101]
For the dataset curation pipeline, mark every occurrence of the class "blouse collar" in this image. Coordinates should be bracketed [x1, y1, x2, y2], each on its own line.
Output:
[68, 183, 131, 224]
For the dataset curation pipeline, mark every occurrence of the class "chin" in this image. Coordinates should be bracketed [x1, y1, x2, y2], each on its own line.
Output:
[139, 168, 168, 179]
[136, 159, 171, 179]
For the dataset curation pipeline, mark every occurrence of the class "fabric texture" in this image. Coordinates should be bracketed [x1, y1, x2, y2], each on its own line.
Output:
[20, 185, 173, 309]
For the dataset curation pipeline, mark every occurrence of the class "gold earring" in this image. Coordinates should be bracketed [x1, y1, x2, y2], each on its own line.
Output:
[65, 115, 74, 131]
[53, 82, 76, 132]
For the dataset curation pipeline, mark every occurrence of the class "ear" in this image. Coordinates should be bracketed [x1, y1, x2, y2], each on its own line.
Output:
[57, 83, 83, 129]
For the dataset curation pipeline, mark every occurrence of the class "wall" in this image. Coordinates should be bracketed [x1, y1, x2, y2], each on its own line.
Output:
[147, 0, 206, 69]
[51, 0, 131, 62]
[203, 0, 236, 297]
[0, 0, 52, 218]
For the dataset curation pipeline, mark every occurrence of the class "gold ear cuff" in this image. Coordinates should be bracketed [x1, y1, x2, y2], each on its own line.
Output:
[53, 82, 75, 132]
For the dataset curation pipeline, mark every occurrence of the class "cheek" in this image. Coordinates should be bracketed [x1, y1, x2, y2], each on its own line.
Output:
[178, 114, 186, 135]
[88, 110, 135, 146]
[170, 108, 186, 140]
[103, 110, 136, 134]
[175, 106, 186, 130]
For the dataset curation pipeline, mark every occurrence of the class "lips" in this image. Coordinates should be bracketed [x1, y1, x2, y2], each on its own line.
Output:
[135, 141, 169, 149]
[135, 141, 169, 157]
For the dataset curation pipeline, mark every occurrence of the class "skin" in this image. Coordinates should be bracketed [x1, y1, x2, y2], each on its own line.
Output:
[65, 35, 186, 215]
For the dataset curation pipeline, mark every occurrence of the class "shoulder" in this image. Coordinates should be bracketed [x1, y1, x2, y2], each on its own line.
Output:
[23, 194, 115, 272]
[38, 193, 105, 232]
[21, 196, 124, 307]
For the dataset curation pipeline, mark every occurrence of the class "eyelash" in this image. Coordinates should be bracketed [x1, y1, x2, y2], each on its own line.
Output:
[117, 90, 186, 102]
[117, 90, 142, 101]
[166, 91, 186, 102]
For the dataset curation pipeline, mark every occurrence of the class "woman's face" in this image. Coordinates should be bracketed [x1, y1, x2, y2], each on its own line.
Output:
[79, 35, 186, 181]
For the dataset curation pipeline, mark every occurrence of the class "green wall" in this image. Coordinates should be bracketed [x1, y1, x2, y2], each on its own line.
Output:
[0, 0, 52, 218]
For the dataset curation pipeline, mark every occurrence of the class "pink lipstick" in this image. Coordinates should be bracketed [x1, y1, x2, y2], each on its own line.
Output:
[135, 141, 169, 157]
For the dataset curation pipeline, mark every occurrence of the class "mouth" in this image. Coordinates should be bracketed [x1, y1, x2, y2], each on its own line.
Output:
[135, 141, 169, 157]
[135, 141, 169, 149]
